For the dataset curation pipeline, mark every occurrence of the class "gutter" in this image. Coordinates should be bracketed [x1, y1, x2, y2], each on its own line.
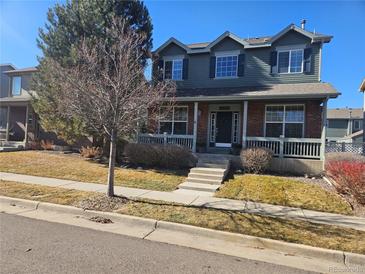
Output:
[164, 93, 340, 102]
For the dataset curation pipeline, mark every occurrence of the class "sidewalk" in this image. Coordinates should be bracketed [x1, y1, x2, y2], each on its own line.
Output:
[1, 171, 365, 231]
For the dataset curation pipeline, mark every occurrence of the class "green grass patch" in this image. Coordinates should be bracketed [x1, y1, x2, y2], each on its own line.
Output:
[216, 174, 352, 215]
[1, 180, 364, 254]
[0, 151, 186, 191]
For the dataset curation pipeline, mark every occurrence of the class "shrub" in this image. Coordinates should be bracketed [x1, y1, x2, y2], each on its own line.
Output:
[40, 140, 54, 150]
[124, 143, 197, 169]
[326, 160, 365, 205]
[79, 146, 103, 159]
[240, 148, 273, 174]
[28, 141, 41, 150]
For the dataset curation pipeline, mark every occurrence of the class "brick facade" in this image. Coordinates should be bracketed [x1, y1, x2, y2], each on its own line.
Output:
[149, 99, 323, 144]
[246, 100, 323, 138]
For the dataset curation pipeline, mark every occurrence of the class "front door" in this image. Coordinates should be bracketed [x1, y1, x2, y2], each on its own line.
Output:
[215, 112, 232, 146]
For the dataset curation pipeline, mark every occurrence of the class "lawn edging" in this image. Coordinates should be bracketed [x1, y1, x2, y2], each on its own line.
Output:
[1, 195, 364, 270]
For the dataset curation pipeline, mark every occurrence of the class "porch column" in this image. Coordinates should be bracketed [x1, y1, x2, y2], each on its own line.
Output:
[192, 102, 198, 153]
[320, 97, 328, 163]
[24, 105, 29, 145]
[242, 100, 248, 148]
[6, 106, 10, 142]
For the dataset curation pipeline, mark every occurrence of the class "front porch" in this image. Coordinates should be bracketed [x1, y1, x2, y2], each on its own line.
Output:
[139, 99, 328, 161]
[0, 103, 35, 148]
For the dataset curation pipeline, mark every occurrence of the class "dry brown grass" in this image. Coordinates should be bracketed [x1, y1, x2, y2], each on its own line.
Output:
[216, 174, 352, 215]
[1, 180, 364, 254]
[0, 151, 186, 191]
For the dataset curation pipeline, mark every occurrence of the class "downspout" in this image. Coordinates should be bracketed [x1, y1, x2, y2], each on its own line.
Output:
[318, 42, 323, 82]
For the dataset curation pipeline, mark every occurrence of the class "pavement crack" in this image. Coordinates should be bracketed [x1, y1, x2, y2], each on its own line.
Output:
[188, 196, 199, 205]
[142, 221, 158, 239]
[343, 252, 348, 267]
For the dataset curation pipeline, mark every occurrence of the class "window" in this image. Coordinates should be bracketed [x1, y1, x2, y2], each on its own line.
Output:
[353, 120, 362, 131]
[164, 59, 183, 80]
[158, 106, 188, 135]
[278, 49, 303, 74]
[265, 105, 304, 138]
[216, 55, 238, 78]
[11, 76, 21, 96]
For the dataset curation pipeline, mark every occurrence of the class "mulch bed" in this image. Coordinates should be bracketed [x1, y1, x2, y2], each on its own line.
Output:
[76, 195, 129, 212]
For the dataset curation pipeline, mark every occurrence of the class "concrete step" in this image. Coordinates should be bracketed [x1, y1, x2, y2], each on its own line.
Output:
[185, 177, 222, 185]
[196, 162, 228, 169]
[188, 172, 223, 181]
[190, 167, 226, 176]
[179, 182, 220, 192]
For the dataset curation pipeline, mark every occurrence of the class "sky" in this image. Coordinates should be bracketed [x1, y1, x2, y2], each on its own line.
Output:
[1, 0, 364, 109]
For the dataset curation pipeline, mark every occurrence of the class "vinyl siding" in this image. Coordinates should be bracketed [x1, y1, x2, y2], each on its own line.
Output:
[155, 30, 321, 89]
[327, 119, 348, 138]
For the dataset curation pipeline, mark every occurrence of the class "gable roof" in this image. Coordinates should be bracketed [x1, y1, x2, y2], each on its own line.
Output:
[359, 78, 365, 92]
[270, 24, 332, 44]
[153, 23, 332, 55]
[327, 108, 363, 119]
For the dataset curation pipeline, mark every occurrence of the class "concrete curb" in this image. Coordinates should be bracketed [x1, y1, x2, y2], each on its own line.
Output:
[1, 196, 364, 269]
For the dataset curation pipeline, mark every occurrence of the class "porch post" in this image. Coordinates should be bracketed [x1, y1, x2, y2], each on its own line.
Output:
[6, 106, 10, 142]
[242, 100, 248, 148]
[320, 97, 328, 163]
[192, 102, 198, 153]
[24, 105, 29, 145]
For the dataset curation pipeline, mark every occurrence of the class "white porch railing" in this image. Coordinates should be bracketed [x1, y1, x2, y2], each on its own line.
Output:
[246, 137, 322, 159]
[138, 133, 194, 150]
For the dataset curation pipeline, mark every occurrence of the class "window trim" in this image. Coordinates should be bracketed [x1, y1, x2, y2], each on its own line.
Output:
[163, 58, 183, 81]
[277, 49, 304, 74]
[264, 104, 305, 138]
[11, 76, 22, 96]
[215, 54, 239, 79]
[158, 105, 189, 135]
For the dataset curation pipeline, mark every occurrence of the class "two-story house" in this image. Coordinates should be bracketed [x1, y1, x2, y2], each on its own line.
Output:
[139, 23, 339, 164]
[326, 108, 363, 143]
[0, 64, 39, 148]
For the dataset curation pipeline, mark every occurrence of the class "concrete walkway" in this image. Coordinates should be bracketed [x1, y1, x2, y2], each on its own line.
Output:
[1, 172, 365, 231]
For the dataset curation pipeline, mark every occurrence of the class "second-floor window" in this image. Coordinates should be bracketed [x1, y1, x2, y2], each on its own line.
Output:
[11, 76, 21, 96]
[216, 55, 238, 78]
[278, 49, 303, 74]
[164, 59, 183, 80]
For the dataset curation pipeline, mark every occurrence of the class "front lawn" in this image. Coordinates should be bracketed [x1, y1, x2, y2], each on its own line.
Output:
[216, 174, 352, 215]
[1, 180, 364, 254]
[0, 151, 186, 191]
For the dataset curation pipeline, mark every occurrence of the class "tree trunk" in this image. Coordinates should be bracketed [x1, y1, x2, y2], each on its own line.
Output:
[107, 129, 116, 197]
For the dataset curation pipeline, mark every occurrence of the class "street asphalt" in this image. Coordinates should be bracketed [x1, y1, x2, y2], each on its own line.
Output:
[0, 213, 315, 274]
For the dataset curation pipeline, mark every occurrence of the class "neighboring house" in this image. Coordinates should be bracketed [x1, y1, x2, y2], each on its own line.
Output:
[360, 78, 365, 142]
[139, 22, 340, 164]
[326, 108, 363, 142]
[0, 64, 38, 147]
[0, 64, 69, 149]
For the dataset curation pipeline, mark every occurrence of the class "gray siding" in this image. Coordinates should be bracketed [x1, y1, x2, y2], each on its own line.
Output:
[0, 65, 13, 98]
[155, 30, 321, 89]
[327, 119, 348, 138]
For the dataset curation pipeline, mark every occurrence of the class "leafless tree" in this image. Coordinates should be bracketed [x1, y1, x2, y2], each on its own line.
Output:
[44, 19, 175, 196]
